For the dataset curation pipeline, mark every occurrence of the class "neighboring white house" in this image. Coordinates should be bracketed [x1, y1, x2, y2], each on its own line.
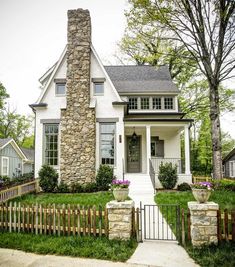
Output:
[30, 9, 192, 188]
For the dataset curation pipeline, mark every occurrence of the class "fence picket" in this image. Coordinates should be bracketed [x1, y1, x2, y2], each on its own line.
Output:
[62, 204, 66, 235]
[187, 209, 191, 241]
[232, 211, 235, 242]
[18, 202, 21, 232]
[44, 205, 47, 234]
[31, 204, 34, 233]
[9, 202, 12, 233]
[22, 204, 25, 232]
[224, 209, 229, 241]
[72, 205, 75, 236]
[83, 206, 86, 236]
[35, 203, 38, 235]
[57, 205, 61, 236]
[88, 206, 91, 236]
[77, 205, 80, 236]
[53, 204, 56, 235]
[93, 206, 96, 236]
[13, 202, 17, 232]
[105, 208, 108, 237]
[99, 205, 102, 237]
[39, 204, 42, 234]
[68, 204, 71, 236]
[181, 208, 185, 246]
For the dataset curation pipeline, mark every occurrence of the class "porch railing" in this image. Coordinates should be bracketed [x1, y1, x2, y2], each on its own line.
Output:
[151, 157, 182, 174]
[149, 159, 156, 193]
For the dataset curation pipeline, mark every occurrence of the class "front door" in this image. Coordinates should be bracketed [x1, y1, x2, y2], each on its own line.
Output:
[127, 136, 141, 173]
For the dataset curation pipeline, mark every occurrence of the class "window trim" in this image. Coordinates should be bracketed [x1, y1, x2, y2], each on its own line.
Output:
[1, 156, 9, 176]
[99, 122, 116, 166]
[229, 160, 235, 178]
[93, 82, 104, 96]
[43, 123, 59, 167]
[55, 83, 66, 96]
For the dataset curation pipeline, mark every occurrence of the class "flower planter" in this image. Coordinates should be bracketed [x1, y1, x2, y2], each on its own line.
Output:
[192, 188, 211, 203]
[113, 188, 129, 202]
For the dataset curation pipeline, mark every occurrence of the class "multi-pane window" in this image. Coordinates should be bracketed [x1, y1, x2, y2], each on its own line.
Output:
[94, 82, 104, 95]
[44, 124, 59, 166]
[100, 123, 115, 165]
[152, 97, 161, 109]
[141, 97, 149, 109]
[56, 83, 66, 95]
[164, 97, 173, 109]
[2, 157, 9, 176]
[129, 97, 138, 110]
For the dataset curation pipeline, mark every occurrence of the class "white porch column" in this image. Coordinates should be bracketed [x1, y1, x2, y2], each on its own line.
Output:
[184, 125, 191, 175]
[146, 125, 151, 174]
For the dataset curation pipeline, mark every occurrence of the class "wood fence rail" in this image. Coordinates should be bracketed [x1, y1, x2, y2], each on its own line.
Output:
[0, 180, 39, 203]
[192, 176, 212, 183]
[217, 209, 235, 242]
[0, 202, 108, 237]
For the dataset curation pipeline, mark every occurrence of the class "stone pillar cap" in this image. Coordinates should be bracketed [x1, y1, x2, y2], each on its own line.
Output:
[188, 201, 219, 210]
[106, 200, 135, 209]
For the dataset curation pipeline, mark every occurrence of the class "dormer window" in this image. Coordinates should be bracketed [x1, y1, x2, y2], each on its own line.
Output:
[129, 97, 138, 110]
[55, 79, 66, 96]
[164, 97, 173, 109]
[152, 97, 161, 109]
[141, 97, 149, 109]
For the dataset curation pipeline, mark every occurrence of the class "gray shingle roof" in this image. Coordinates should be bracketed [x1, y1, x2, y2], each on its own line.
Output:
[104, 65, 179, 94]
[21, 148, 35, 161]
[0, 138, 12, 148]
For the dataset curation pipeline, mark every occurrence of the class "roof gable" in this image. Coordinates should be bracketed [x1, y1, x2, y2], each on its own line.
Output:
[0, 138, 27, 160]
[223, 147, 235, 163]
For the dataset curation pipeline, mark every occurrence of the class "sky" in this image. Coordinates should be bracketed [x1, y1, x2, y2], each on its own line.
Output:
[0, 0, 234, 138]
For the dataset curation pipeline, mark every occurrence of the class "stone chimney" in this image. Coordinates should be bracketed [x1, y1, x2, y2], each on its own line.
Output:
[60, 9, 96, 185]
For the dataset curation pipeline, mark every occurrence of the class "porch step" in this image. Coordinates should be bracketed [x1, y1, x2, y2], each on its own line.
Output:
[125, 174, 154, 195]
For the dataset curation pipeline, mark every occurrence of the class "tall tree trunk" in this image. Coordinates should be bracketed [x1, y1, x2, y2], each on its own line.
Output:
[209, 82, 223, 179]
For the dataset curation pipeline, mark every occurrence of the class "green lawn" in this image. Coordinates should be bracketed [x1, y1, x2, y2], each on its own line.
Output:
[0, 232, 137, 262]
[155, 190, 235, 211]
[10, 191, 114, 208]
[155, 190, 235, 267]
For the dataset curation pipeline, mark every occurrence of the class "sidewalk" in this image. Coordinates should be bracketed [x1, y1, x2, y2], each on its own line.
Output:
[0, 248, 148, 267]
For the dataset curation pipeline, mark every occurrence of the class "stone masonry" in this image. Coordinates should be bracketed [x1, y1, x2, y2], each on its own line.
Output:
[188, 201, 219, 247]
[60, 9, 96, 185]
[106, 200, 135, 240]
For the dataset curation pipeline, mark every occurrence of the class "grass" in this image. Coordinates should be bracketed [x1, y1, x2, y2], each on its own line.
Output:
[155, 190, 235, 211]
[0, 232, 137, 262]
[155, 190, 235, 267]
[10, 191, 114, 208]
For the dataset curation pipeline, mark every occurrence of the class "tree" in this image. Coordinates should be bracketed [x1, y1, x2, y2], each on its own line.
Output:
[0, 82, 9, 110]
[121, 0, 235, 179]
[0, 108, 33, 147]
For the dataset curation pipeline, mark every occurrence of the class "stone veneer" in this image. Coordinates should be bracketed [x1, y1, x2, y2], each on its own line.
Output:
[106, 200, 135, 240]
[188, 201, 219, 247]
[60, 9, 96, 185]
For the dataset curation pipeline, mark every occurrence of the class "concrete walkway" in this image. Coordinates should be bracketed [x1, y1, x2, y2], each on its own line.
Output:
[0, 248, 148, 267]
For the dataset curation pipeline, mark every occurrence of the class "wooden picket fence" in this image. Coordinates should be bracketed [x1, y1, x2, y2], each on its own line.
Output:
[182, 208, 235, 245]
[0, 180, 39, 203]
[0, 202, 108, 237]
[192, 176, 212, 183]
[217, 209, 235, 242]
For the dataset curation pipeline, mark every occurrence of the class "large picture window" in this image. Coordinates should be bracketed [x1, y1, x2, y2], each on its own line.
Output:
[100, 123, 115, 165]
[44, 124, 59, 166]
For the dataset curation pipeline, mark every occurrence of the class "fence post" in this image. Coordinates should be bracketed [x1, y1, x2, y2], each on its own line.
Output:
[106, 200, 134, 240]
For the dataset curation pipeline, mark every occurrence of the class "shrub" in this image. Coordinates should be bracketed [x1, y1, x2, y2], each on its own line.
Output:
[213, 179, 235, 191]
[83, 182, 98, 193]
[38, 165, 58, 192]
[56, 182, 70, 193]
[158, 162, 178, 189]
[70, 182, 84, 193]
[96, 165, 113, 191]
[0, 175, 11, 187]
[177, 182, 191, 191]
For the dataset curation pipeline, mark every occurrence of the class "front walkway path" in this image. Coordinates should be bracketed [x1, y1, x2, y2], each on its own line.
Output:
[0, 248, 148, 267]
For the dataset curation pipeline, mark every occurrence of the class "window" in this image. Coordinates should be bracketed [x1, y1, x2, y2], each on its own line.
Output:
[141, 97, 149, 109]
[100, 123, 115, 165]
[55, 83, 66, 95]
[129, 97, 138, 110]
[94, 82, 104, 95]
[151, 137, 164, 157]
[44, 124, 59, 166]
[152, 97, 161, 109]
[229, 161, 235, 177]
[2, 157, 9, 176]
[164, 97, 173, 109]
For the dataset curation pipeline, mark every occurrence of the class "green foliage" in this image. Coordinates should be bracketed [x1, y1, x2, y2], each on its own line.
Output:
[158, 162, 178, 189]
[0, 173, 33, 189]
[0, 175, 11, 187]
[38, 165, 58, 193]
[177, 183, 191, 191]
[0, 82, 9, 110]
[96, 165, 113, 191]
[21, 135, 34, 149]
[213, 179, 235, 192]
[11, 192, 114, 208]
[0, 232, 137, 262]
[56, 182, 70, 193]
[70, 182, 84, 193]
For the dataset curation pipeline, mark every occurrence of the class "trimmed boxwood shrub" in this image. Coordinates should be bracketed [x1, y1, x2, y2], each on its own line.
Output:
[177, 182, 191, 191]
[39, 165, 58, 192]
[158, 162, 178, 189]
[96, 165, 113, 191]
[213, 179, 235, 191]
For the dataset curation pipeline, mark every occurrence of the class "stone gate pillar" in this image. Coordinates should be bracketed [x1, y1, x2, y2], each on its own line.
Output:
[188, 201, 219, 247]
[106, 200, 135, 240]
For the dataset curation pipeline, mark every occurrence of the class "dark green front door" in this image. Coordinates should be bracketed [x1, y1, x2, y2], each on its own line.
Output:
[127, 136, 141, 173]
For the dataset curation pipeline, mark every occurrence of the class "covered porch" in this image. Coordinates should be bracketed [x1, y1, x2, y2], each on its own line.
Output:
[124, 122, 192, 187]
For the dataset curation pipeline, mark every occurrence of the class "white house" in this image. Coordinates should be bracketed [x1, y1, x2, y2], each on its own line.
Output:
[30, 9, 192, 189]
